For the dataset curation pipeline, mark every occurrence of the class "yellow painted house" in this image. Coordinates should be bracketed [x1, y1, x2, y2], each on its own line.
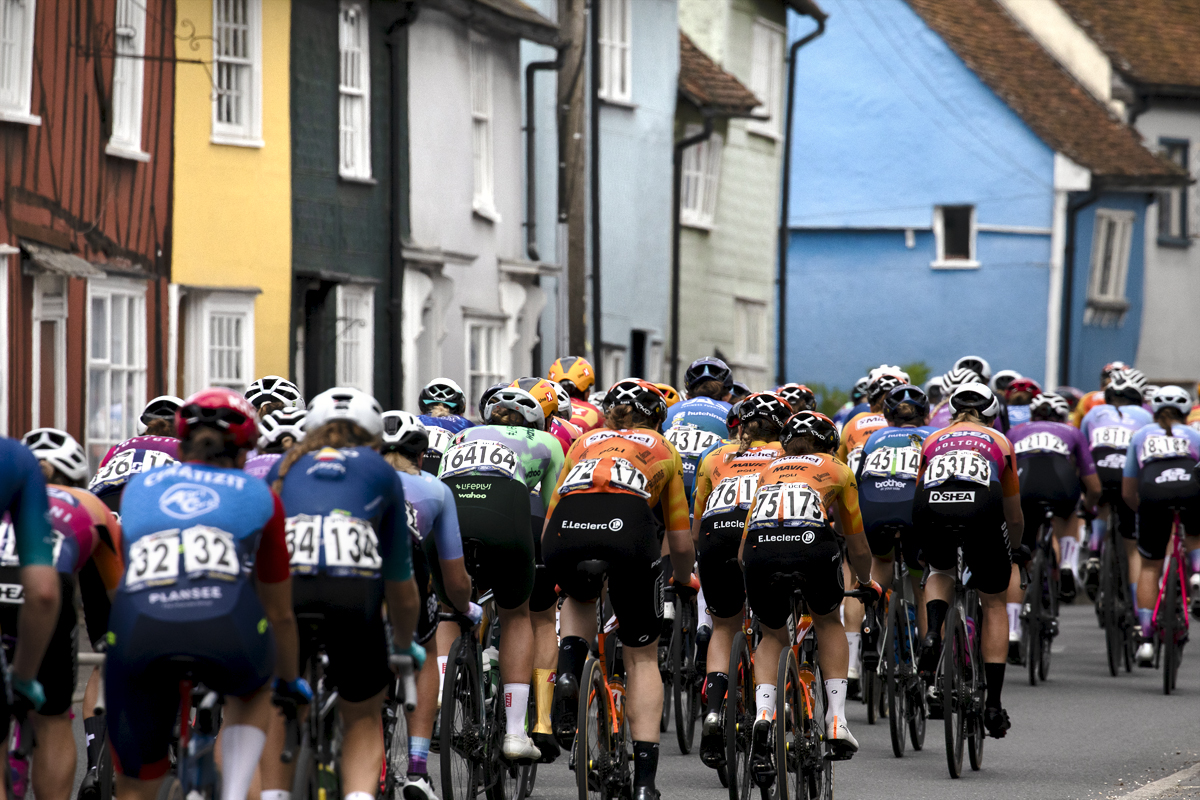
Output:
[169, 0, 292, 396]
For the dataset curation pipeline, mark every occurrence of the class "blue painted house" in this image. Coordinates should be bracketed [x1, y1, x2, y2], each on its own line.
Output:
[783, 0, 1186, 391]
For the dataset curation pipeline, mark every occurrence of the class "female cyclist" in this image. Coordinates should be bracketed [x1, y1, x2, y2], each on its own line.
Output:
[548, 356, 603, 433]
[244, 407, 307, 480]
[544, 379, 695, 800]
[776, 383, 815, 412]
[416, 378, 475, 475]
[913, 382, 1024, 740]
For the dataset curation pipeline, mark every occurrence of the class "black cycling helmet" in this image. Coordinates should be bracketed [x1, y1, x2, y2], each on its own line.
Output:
[726, 400, 743, 431]
[779, 411, 839, 454]
[737, 392, 792, 430]
[420, 378, 467, 416]
[605, 379, 668, 426]
[948, 382, 1000, 421]
[867, 373, 906, 406]
[477, 382, 510, 419]
[684, 357, 734, 394]
[850, 376, 869, 404]
[883, 384, 929, 419]
[776, 383, 815, 412]
[730, 381, 752, 402]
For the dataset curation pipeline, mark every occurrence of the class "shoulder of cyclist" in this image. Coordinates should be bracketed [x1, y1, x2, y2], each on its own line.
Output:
[1, 438, 54, 568]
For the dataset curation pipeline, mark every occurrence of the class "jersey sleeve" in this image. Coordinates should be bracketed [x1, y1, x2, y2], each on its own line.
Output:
[11, 447, 54, 568]
[380, 471, 413, 583]
[660, 453, 690, 532]
[1000, 443, 1021, 498]
[1072, 428, 1097, 477]
[433, 481, 465, 561]
[540, 442, 565, 507]
[1122, 435, 1141, 478]
[255, 492, 292, 584]
[835, 466, 864, 536]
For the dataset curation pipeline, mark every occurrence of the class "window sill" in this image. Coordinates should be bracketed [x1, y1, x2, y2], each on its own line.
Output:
[473, 201, 501, 224]
[210, 133, 265, 148]
[339, 173, 377, 186]
[746, 125, 781, 142]
[1157, 234, 1191, 249]
[931, 259, 981, 270]
[0, 110, 41, 126]
[681, 217, 715, 232]
[599, 96, 637, 110]
[105, 142, 151, 162]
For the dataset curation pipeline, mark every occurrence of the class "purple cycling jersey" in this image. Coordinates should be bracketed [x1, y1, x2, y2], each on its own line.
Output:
[1008, 420, 1096, 477]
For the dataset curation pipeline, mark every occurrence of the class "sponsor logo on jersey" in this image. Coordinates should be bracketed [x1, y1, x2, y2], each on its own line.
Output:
[159, 484, 221, 519]
[609, 518, 624, 532]
[144, 464, 245, 490]
[710, 520, 742, 530]
[757, 531, 818, 544]
[1155, 468, 1192, 484]
[148, 585, 224, 604]
[560, 519, 625, 532]
[873, 478, 908, 491]
[314, 447, 346, 462]
[929, 491, 974, 503]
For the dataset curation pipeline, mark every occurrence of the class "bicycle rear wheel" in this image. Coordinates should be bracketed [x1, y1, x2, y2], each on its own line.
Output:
[383, 698, 409, 800]
[673, 595, 698, 753]
[1039, 552, 1059, 683]
[1100, 539, 1121, 677]
[775, 649, 803, 800]
[966, 604, 985, 772]
[440, 637, 483, 800]
[725, 633, 754, 800]
[576, 657, 623, 800]
[1163, 566, 1182, 696]
[1025, 551, 1043, 686]
[940, 607, 966, 779]
[885, 597, 906, 757]
[798, 656, 831, 800]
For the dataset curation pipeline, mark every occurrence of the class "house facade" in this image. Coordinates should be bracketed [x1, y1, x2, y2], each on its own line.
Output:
[782, 0, 1183, 392]
[0, 0, 175, 468]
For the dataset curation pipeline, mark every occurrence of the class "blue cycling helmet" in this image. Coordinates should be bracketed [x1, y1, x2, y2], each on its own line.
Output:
[883, 384, 929, 418]
[684, 357, 733, 394]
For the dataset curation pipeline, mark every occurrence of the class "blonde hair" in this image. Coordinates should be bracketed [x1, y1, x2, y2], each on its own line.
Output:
[951, 408, 984, 426]
[384, 451, 420, 475]
[428, 404, 453, 418]
[272, 420, 380, 493]
[488, 408, 526, 427]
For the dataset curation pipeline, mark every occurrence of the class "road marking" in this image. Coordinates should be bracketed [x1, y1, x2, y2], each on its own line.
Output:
[1120, 762, 1200, 799]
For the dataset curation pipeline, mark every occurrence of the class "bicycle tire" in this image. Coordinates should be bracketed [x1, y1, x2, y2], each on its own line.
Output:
[885, 594, 906, 757]
[517, 762, 537, 798]
[1040, 549, 1059, 683]
[576, 656, 610, 800]
[908, 674, 926, 752]
[673, 594, 698, 753]
[775, 648, 803, 800]
[940, 606, 966, 779]
[725, 632, 754, 800]
[383, 699, 410, 800]
[1163, 566, 1180, 696]
[966, 599, 985, 772]
[289, 736, 315, 800]
[1025, 550, 1043, 686]
[798, 655, 831, 800]
[487, 674, 520, 800]
[1100, 538, 1121, 677]
[440, 636, 483, 800]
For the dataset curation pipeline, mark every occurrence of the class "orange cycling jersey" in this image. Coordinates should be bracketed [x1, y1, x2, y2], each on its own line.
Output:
[692, 441, 782, 518]
[837, 411, 887, 464]
[1070, 390, 1105, 428]
[746, 452, 863, 537]
[56, 485, 125, 590]
[569, 399, 603, 433]
[547, 427, 689, 532]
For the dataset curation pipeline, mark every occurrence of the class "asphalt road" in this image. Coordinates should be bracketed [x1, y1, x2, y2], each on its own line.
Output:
[58, 602, 1200, 800]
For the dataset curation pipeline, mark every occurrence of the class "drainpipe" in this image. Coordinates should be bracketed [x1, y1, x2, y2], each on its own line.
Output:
[776, 6, 826, 386]
[669, 109, 714, 388]
[589, 0, 602, 387]
[386, 2, 418, 409]
[1059, 189, 1099, 387]
[526, 46, 566, 261]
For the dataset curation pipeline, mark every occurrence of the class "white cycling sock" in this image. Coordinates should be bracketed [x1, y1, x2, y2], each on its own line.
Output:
[845, 632, 862, 675]
[261, 791, 290, 800]
[504, 684, 530, 736]
[697, 586, 712, 630]
[438, 656, 449, 698]
[1060, 536, 1078, 574]
[1006, 603, 1022, 636]
[755, 684, 776, 721]
[219, 725, 266, 800]
[824, 679, 848, 727]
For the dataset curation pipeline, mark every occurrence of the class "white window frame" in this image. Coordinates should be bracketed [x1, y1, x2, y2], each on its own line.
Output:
[86, 278, 148, 468]
[0, 0, 38, 125]
[602, 345, 626, 387]
[30, 275, 67, 429]
[182, 290, 257, 395]
[465, 316, 505, 415]
[1157, 139, 1189, 245]
[932, 205, 979, 269]
[107, 0, 149, 161]
[598, 0, 631, 104]
[747, 18, 784, 140]
[680, 126, 723, 229]
[1087, 209, 1134, 304]
[470, 34, 497, 220]
[734, 297, 768, 369]
[335, 283, 374, 394]
[338, 2, 372, 181]
[211, 0, 263, 147]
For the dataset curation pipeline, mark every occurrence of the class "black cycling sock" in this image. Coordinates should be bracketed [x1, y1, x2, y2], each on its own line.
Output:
[985, 663, 1006, 710]
[557, 636, 589, 684]
[704, 672, 729, 715]
[84, 714, 106, 768]
[925, 599, 949, 640]
[632, 740, 660, 788]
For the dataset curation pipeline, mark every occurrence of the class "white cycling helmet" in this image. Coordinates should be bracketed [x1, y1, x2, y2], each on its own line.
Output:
[1105, 369, 1145, 404]
[1150, 385, 1191, 416]
[306, 387, 384, 437]
[1030, 392, 1070, 421]
[949, 382, 1001, 421]
[867, 364, 910, 385]
[138, 395, 184, 435]
[483, 388, 546, 430]
[588, 391, 608, 410]
[246, 376, 305, 410]
[549, 381, 573, 418]
[990, 369, 1022, 395]
[419, 378, 468, 416]
[942, 366, 978, 391]
[381, 410, 429, 455]
[259, 407, 307, 448]
[21, 428, 88, 483]
[953, 355, 992, 383]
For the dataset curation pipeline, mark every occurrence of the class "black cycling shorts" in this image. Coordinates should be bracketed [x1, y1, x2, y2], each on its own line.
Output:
[743, 523, 844, 626]
[1099, 485, 1137, 541]
[1091, 446, 1128, 491]
[1135, 458, 1200, 560]
[1017, 455, 1081, 518]
[412, 545, 438, 645]
[529, 516, 559, 613]
[858, 477, 922, 566]
[295, 607, 392, 703]
[913, 481, 1012, 595]
[0, 574, 78, 726]
[544, 493, 663, 647]
[697, 510, 748, 619]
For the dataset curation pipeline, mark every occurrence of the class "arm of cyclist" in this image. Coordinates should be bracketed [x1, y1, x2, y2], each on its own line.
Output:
[385, 578, 421, 653]
[382, 479, 421, 652]
[256, 493, 300, 683]
[662, 461, 695, 584]
[1121, 439, 1140, 511]
[834, 476, 872, 586]
[11, 449, 60, 683]
[1001, 447, 1024, 550]
[1081, 473, 1102, 512]
[433, 481, 472, 613]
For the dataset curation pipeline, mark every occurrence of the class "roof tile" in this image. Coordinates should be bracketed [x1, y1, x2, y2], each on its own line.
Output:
[678, 32, 761, 116]
[1057, 0, 1200, 91]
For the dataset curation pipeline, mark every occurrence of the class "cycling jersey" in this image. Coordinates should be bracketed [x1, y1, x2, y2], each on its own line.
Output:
[0, 438, 55, 568]
[919, 423, 1020, 495]
[1124, 423, 1200, 560]
[548, 417, 581, 454]
[663, 423, 727, 503]
[831, 401, 859, 429]
[837, 411, 887, 474]
[1080, 404, 1152, 486]
[663, 396, 731, 439]
[99, 436, 179, 468]
[568, 398, 603, 433]
[398, 470, 463, 644]
[856, 425, 934, 562]
[1122, 423, 1200, 481]
[1007, 403, 1032, 428]
[1070, 390, 1106, 427]
[442, 425, 563, 505]
[243, 452, 282, 480]
[89, 447, 180, 511]
[928, 401, 953, 430]
[1011, 421, 1094, 541]
[419, 414, 475, 475]
[1189, 405, 1200, 430]
[1009, 421, 1095, 476]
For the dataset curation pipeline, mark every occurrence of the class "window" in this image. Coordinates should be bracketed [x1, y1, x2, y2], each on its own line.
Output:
[339, 2, 371, 180]
[932, 205, 978, 268]
[87, 280, 147, 469]
[747, 19, 784, 139]
[212, 0, 262, 146]
[734, 298, 768, 367]
[598, 0, 631, 103]
[336, 284, 374, 393]
[108, 0, 148, 159]
[0, 0, 37, 123]
[1085, 208, 1134, 326]
[1158, 140, 1189, 245]
[183, 291, 255, 395]
[466, 318, 504, 414]
[602, 345, 625, 386]
[470, 35, 496, 218]
[680, 127, 723, 228]
[31, 276, 66, 429]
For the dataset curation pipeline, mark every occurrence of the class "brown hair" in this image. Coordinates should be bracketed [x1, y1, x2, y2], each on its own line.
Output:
[272, 420, 381, 493]
[737, 419, 780, 454]
[143, 418, 176, 437]
[606, 406, 657, 431]
[38, 460, 84, 489]
[257, 400, 286, 420]
[179, 427, 242, 468]
[384, 451, 421, 475]
[488, 408, 527, 427]
[689, 379, 726, 400]
[782, 437, 818, 457]
[1155, 407, 1185, 435]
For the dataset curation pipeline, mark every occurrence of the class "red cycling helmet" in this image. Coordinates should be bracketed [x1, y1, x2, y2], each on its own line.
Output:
[176, 388, 260, 449]
[1004, 378, 1042, 400]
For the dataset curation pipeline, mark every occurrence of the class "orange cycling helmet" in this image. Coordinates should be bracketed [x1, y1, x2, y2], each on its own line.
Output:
[511, 377, 560, 420]
[548, 356, 595, 394]
[654, 383, 682, 408]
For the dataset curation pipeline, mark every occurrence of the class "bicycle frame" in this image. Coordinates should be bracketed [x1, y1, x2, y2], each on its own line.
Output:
[1151, 513, 1190, 639]
[593, 606, 623, 738]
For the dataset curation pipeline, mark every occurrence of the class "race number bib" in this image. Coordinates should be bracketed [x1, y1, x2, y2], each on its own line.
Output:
[703, 475, 760, 518]
[749, 483, 826, 529]
[1141, 435, 1191, 463]
[182, 526, 241, 580]
[425, 427, 455, 455]
[924, 451, 991, 488]
[440, 441, 520, 480]
[89, 449, 177, 491]
[559, 458, 650, 498]
[560, 459, 600, 495]
[1090, 426, 1132, 450]
[284, 514, 381, 575]
[861, 446, 921, 480]
[846, 447, 865, 476]
[126, 530, 182, 590]
[1014, 433, 1069, 457]
[665, 427, 723, 458]
[0, 522, 62, 570]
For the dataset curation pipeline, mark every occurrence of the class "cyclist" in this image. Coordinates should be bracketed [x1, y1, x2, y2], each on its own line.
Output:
[97, 397, 183, 469]
[1007, 393, 1099, 652]
[990, 370, 1022, 398]
[730, 381, 752, 403]
[925, 375, 945, 407]
[839, 368, 906, 474]
[244, 407, 307, 480]
[1004, 377, 1042, 430]
[245, 376, 305, 417]
[1123, 386, 1200, 664]
[928, 365, 978, 429]
[663, 358, 735, 500]
[435, 387, 563, 760]
[262, 387, 421, 800]
[1189, 383, 1200, 430]
[914, 382, 1025, 739]
[776, 383, 816, 412]
[654, 383, 682, 410]
[1079, 370, 1151, 600]
[1070, 361, 1128, 428]
[548, 356, 603, 432]
[743, 411, 880, 764]
[379, 411, 476, 798]
[832, 377, 869, 428]
[417, 378, 475, 475]
[106, 388, 305, 800]
[954, 355, 992, 386]
[545, 379, 695, 800]
[17, 430, 124, 800]
[512, 377, 578, 454]
[691, 393, 789, 767]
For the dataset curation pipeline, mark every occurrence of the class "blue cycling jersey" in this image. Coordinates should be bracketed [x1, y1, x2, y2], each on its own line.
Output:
[663, 397, 731, 438]
[861, 425, 936, 457]
[419, 415, 474, 435]
[396, 470, 464, 560]
[0, 438, 55, 567]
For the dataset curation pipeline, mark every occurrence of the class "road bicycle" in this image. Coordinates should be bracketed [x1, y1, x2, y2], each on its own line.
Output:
[1151, 513, 1190, 695]
[662, 583, 701, 754]
[881, 531, 926, 758]
[1022, 507, 1059, 685]
[154, 659, 224, 800]
[859, 592, 885, 727]
[287, 614, 344, 800]
[75, 651, 115, 800]
[1095, 501, 1135, 676]
[380, 620, 421, 800]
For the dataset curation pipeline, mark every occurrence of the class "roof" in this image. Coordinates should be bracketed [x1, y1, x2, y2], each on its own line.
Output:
[19, 240, 104, 278]
[904, 0, 1188, 186]
[1055, 0, 1200, 93]
[422, 0, 559, 46]
[678, 32, 761, 116]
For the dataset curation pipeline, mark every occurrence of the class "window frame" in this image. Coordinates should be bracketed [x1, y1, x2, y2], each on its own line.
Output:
[86, 278, 148, 469]
[1086, 208, 1134, 303]
[465, 316, 505, 415]
[1157, 138, 1189, 247]
[0, 0, 38, 125]
[335, 283, 375, 394]
[182, 290, 256, 396]
[931, 205, 979, 269]
[30, 274, 67, 430]
[602, 345, 626, 387]
[598, 0, 632, 104]
[107, 0, 149, 161]
[746, 18, 784, 140]
[733, 297, 769, 369]
[469, 33, 498, 220]
[338, 1, 372, 182]
[679, 126, 724, 229]
[211, 0, 264, 148]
